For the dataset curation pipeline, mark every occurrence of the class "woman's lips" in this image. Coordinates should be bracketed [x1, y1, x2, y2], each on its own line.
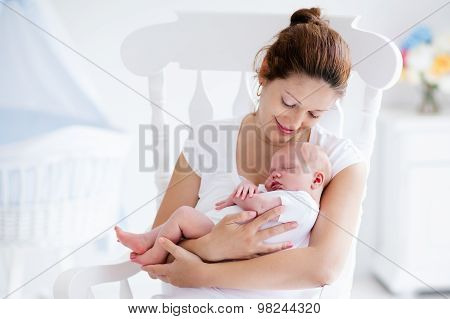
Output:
[275, 117, 295, 135]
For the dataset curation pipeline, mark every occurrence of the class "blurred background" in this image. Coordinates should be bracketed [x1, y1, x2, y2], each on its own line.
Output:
[0, 0, 449, 298]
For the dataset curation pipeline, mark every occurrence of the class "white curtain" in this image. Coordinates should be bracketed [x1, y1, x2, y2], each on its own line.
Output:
[0, 0, 110, 144]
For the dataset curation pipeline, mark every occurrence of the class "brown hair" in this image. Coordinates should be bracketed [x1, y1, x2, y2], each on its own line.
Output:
[254, 7, 352, 97]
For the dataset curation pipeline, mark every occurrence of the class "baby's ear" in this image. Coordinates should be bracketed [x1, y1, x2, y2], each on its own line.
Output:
[311, 171, 324, 190]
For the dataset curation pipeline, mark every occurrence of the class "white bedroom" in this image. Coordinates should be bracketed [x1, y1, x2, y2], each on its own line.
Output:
[0, 0, 449, 310]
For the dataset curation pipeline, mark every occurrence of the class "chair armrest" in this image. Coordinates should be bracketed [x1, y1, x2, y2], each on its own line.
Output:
[53, 258, 140, 299]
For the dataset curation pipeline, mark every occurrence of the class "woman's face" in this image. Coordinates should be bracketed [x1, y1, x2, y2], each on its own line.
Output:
[255, 73, 339, 145]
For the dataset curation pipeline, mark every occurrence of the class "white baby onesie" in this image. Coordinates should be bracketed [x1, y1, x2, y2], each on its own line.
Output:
[204, 184, 319, 249]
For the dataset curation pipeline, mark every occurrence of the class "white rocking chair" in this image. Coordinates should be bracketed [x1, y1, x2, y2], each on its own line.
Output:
[54, 10, 402, 298]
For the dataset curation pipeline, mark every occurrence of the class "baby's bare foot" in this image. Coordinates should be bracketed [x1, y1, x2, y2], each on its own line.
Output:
[115, 226, 151, 254]
[130, 246, 168, 266]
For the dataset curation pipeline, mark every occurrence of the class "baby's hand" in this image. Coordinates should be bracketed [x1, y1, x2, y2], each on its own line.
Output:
[215, 179, 259, 210]
[234, 179, 259, 200]
[215, 195, 235, 210]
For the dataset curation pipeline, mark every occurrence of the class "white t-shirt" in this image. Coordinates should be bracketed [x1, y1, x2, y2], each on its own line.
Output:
[157, 113, 364, 299]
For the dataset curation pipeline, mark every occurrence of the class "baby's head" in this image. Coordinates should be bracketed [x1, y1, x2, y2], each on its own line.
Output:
[264, 142, 331, 203]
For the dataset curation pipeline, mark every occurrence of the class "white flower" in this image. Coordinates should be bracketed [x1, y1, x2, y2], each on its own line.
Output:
[434, 33, 450, 52]
[403, 68, 421, 85]
[439, 75, 450, 94]
[407, 43, 435, 72]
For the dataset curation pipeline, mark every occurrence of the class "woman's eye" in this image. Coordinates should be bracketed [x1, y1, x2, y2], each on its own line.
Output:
[309, 112, 319, 119]
[282, 99, 296, 108]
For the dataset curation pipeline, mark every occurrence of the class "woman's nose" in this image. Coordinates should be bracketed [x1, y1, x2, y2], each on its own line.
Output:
[295, 109, 307, 125]
[281, 111, 306, 130]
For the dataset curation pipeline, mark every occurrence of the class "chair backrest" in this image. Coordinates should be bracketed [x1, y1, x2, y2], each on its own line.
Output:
[121, 10, 402, 202]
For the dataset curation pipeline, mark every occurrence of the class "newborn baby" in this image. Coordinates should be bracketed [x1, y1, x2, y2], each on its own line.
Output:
[115, 142, 331, 265]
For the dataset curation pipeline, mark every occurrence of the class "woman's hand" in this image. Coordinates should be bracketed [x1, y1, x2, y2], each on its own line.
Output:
[200, 206, 297, 262]
[142, 237, 209, 288]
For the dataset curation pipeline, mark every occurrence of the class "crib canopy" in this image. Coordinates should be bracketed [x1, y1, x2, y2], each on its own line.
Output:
[0, 0, 110, 144]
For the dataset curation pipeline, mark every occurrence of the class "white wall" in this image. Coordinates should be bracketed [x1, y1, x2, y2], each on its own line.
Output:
[46, 0, 450, 280]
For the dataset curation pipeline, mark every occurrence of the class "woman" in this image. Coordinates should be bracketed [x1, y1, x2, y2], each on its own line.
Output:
[142, 7, 367, 298]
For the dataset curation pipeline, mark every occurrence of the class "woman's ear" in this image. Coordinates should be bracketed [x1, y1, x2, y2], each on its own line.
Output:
[311, 171, 324, 190]
[258, 58, 269, 85]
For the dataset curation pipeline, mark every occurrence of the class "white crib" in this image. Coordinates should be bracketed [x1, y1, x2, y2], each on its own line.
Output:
[0, 125, 130, 297]
[54, 10, 402, 298]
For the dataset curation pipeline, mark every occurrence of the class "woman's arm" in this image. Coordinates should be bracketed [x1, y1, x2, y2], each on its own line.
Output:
[204, 162, 367, 289]
[151, 153, 201, 229]
[146, 162, 367, 289]
[155, 153, 285, 263]
[179, 206, 296, 262]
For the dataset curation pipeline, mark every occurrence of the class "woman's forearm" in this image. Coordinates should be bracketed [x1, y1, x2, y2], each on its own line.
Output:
[200, 164, 366, 290]
[202, 247, 331, 290]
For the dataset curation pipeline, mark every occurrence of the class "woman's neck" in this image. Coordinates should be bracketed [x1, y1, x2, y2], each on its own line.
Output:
[236, 114, 273, 185]
[236, 113, 310, 185]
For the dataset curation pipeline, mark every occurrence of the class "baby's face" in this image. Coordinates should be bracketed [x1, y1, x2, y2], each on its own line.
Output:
[264, 144, 315, 192]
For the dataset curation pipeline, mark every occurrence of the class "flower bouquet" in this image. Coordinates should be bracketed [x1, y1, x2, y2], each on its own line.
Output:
[400, 26, 450, 113]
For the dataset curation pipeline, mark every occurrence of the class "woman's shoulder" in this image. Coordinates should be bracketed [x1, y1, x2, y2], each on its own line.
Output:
[310, 124, 365, 179]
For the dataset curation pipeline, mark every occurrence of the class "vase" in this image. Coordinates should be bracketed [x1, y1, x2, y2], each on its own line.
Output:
[418, 81, 439, 114]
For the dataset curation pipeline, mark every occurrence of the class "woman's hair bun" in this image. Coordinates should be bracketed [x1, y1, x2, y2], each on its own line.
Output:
[290, 7, 323, 27]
